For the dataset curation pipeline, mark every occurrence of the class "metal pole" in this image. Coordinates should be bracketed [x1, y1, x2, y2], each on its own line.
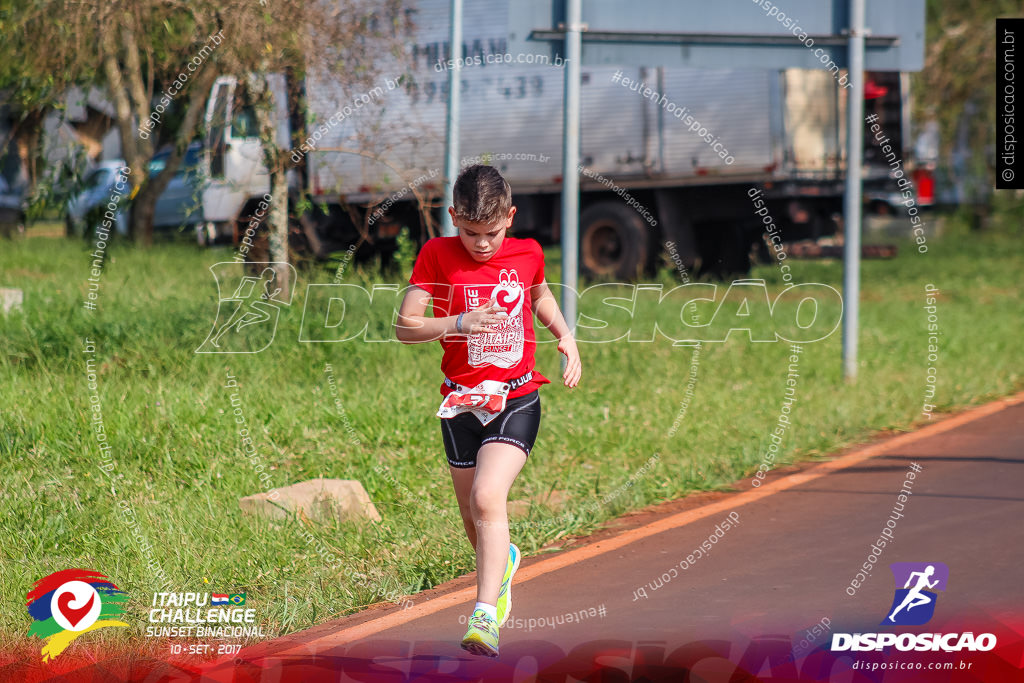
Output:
[561, 0, 582, 347]
[842, 0, 865, 380]
[441, 0, 463, 237]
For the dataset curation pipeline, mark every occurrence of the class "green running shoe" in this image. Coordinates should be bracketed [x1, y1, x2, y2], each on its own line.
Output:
[495, 543, 520, 627]
[460, 608, 499, 657]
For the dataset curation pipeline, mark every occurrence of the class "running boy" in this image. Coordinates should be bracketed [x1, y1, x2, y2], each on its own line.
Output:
[395, 164, 582, 657]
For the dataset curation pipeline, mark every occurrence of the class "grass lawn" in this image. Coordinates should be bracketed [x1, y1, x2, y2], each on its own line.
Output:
[0, 212, 1020, 654]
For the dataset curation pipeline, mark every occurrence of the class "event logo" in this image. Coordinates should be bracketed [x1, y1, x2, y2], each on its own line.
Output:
[197, 263, 296, 354]
[146, 591, 264, 639]
[491, 269, 525, 318]
[26, 569, 129, 661]
[468, 270, 525, 369]
[832, 562, 996, 653]
[884, 562, 948, 626]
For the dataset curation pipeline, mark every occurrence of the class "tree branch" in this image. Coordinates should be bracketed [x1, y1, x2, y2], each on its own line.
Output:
[120, 20, 152, 134]
[99, 20, 145, 180]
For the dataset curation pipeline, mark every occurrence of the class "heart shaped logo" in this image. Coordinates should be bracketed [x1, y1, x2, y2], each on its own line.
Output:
[50, 581, 101, 632]
[56, 591, 95, 629]
[491, 269, 524, 318]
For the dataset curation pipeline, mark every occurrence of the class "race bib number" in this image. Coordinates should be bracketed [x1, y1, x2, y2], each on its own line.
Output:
[436, 380, 511, 426]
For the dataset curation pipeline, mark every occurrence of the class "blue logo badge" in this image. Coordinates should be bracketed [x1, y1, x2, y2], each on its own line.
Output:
[883, 562, 949, 626]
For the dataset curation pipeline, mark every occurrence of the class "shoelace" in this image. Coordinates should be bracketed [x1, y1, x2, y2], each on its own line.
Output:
[468, 614, 496, 634]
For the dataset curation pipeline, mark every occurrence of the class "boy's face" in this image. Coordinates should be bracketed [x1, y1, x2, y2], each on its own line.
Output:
[449, 206, 516, 263]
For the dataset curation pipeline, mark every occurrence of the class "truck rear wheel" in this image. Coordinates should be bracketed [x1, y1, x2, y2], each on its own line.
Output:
[580, 201, 649, 280]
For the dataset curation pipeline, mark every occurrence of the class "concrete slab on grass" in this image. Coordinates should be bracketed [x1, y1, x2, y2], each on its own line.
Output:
[1, 287, 23, 314]
[239, 478, 382, 523]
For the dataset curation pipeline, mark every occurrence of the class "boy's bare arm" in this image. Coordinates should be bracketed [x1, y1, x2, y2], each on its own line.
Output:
[531, 279, 582, 387]
[395, 286, 455, 343]
[396, 286, 508, 344]
[531, 280, 572, 340]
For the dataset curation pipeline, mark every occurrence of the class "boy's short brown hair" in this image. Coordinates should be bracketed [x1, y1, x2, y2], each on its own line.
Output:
[452, 164, 512, 225]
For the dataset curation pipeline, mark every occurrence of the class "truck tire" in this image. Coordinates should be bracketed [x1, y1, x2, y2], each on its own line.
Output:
[580, 201, 649, 280]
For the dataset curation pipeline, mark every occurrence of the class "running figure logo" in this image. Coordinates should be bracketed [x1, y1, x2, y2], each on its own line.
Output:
[197, 263, 296, 354]
[883, 562, 949, 626]
[467, 269, 525, 369]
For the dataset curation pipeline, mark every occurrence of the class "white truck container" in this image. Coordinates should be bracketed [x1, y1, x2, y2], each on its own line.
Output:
[201, 0, 855, 277]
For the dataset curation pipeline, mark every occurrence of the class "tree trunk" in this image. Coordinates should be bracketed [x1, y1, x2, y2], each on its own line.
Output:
[100, 12, 217, 249]
[267, 167, 291, 300]
[130, 184, 159, 246]
[250, 71, 291, 299]
[128, 146, 181, 245]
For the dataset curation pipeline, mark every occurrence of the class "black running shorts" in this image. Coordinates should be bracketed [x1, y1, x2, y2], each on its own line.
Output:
[440, 390, 541, 468]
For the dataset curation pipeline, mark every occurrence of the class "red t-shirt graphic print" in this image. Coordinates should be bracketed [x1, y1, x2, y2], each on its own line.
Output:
[408, 236, 551, 399]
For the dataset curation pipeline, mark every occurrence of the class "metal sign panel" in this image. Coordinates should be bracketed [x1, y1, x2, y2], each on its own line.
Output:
[508, 0, 924, 72]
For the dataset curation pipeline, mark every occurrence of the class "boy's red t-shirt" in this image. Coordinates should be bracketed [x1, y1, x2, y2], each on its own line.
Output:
[408, 235, 551, 399]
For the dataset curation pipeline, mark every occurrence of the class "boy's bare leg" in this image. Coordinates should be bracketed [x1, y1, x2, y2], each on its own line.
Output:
[470, 442, 527, 606]
[449, 466, 477, 549]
